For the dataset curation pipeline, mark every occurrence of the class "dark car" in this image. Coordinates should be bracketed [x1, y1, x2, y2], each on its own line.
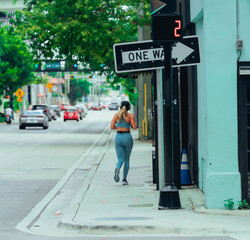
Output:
[31, 104, 52, 121]
[108, 102, 119, 110]
[50, 105, 61, 117]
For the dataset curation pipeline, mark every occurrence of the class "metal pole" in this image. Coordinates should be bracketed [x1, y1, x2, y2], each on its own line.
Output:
[172, 67, 181, 189]
[144, 83, 148, 138]
[60, 71, 62, 97]
[68, 77, 70, 103]
[156, 69, 165, 190]
[163, 43, 173, 184]
[158, 42, 181, 209]
[58, 72, 60, 105]
[152, 70, 159, 190]
[21, 95, 25, 114]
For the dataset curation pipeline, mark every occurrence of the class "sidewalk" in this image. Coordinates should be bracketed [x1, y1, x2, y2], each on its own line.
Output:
[53, 129, 250, 237]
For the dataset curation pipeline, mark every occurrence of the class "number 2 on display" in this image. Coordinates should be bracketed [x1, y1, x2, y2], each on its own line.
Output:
[174, 20, 181, 37]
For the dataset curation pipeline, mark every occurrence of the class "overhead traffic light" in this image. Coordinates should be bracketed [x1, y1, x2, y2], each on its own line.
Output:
[70, 75, 77, 79]
[34, 63, 41, 71]
[66, 61, 78, 71]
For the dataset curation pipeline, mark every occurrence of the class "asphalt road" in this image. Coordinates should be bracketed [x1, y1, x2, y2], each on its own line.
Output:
[0, 110, 113, 240]
[0, 110, 237, 240]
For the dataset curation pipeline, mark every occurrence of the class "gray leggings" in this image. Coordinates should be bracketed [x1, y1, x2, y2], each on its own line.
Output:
[115, 133, 133, 180]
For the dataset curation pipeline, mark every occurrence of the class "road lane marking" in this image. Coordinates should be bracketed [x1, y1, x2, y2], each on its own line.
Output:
[0, 171, 26, 178]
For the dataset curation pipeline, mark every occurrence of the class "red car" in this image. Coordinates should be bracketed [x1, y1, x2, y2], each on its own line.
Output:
[92, 104, 102, 110]
[64, 108, 79, 122]
[60, 103, 70, 111]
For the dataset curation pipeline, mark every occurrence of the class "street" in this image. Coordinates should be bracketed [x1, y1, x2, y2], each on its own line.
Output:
[0, 110, 112, 240]
[0, 110, 240, 240]
[1, 0, 250, 239]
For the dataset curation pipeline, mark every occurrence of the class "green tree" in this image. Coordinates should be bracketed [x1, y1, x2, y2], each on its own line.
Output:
[0, 26, 41, 107]
[14, 0, 150, 104]
[68, 78, 91, 104]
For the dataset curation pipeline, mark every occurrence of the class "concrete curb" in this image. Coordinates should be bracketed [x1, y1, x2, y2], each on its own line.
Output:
[15, 124, 112, 234]
[194, 208, 250, 216]
[56, 224, 227, 235]
[58, 131, 114, 230]
[58, 218, 250, 236]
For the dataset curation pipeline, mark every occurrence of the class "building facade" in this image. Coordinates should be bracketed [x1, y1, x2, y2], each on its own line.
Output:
[188, 0, 250, 208]
[0, 0, 24, 10]
[0, 0, 24, 26]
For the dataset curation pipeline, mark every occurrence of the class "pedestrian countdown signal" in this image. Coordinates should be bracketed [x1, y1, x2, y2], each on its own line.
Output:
[151, 14, 183, 42]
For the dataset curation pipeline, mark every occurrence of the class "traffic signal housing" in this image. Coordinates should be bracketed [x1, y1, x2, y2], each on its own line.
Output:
[151, 14, 183, 42]
[66, 61, 78, 71]
[34, 63, 41, 71]
[70, 75, 77, 79]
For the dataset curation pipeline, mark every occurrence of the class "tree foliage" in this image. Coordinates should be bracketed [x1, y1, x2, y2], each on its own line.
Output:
[14, 0, 150, 104]
[0, 26, 40, 104]
[68, 78, 91, 104]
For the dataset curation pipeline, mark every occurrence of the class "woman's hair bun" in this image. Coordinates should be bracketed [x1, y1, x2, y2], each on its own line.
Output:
[120, 101, 130, 111]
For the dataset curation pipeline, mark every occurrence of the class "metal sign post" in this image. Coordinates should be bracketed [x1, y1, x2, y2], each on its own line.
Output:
[151, 0, 182, 210]
[158, 42, 181, 209]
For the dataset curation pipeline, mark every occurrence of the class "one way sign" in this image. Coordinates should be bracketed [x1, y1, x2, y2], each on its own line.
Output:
[113, 35, 200, 73]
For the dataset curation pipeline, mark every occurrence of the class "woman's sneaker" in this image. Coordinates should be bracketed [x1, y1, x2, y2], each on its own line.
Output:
[122, 179, 128, 185]
[114, 168, 120, 182]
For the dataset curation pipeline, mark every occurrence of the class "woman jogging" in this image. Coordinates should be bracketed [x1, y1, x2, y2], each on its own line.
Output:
[110, 101, 137, 185]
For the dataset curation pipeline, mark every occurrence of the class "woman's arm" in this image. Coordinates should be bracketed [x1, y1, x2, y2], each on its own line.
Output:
[111, 114, 117, 129]
[129, 114, 137, 130]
